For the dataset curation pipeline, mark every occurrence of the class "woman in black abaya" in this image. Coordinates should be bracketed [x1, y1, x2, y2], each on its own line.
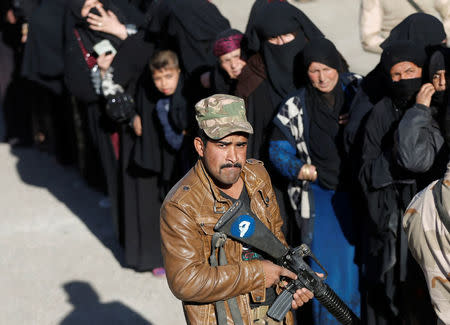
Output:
[64, 0, 153, 270]
[344, 13, 447, 156]
[237, 1, 324, 161]
[150, 0, 230, 78]
[269, 38, 361, 325]
[236, 1, 324, 249]
[358, 41, 436, 325]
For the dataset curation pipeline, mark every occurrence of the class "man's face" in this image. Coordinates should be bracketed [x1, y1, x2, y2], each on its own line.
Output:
[81, 0, 102, 17]
[219, 49, 246, 79]
[390, 61, 422, 82]
[307, 62, 339, 93]
[194, 133, 248, 189]
[152, 67, 181, 96]
[432, 70, 446, 91]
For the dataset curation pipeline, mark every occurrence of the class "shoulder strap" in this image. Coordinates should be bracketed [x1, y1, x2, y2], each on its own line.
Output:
[209, 233, 244, 325]
[73, 29, 97, 69]
[406, 0, 424, 13]
[432, 179, 450, 233]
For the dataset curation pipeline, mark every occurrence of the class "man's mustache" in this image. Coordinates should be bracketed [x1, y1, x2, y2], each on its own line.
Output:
[220, 163, 242, 169]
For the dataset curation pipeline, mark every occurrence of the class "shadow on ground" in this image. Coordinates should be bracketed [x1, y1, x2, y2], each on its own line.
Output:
[60, 281, 152, 325]
[10, 146, 126, 267]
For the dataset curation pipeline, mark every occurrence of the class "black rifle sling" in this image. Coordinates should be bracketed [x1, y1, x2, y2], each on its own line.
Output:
[432, 179, 450, 234]
[209, 232, 244, 325]
[406, 0, 425, 13]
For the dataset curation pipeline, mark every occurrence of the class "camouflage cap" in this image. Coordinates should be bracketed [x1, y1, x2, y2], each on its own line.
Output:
[195, 94, 254, 140]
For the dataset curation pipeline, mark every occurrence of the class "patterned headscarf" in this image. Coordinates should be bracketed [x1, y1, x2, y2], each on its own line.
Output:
[213, 29, 244, 57]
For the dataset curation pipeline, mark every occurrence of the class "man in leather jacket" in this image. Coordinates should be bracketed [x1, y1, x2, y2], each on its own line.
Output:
[160, 94, 313, 325]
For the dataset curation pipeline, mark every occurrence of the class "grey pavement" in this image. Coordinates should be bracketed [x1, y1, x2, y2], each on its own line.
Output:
[0, 144, 185, 325]
[0, 1, 378, 324]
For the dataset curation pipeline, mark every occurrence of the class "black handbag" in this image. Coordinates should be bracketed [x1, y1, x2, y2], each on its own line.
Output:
[105, 93, 136, 123]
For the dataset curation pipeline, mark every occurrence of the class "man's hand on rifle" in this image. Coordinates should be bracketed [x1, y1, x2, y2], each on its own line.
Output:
[261, 260, 314, 309]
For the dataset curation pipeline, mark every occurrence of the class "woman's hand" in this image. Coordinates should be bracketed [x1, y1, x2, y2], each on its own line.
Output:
[97, 53, 115, 77]
[133, 115, 142, 136]
[200, 71, 211, 89]
[87, 5, 128, 40]
[416, 83, 436, 108]
[298, 164, 317, 182]
[338, 113, 349, 125]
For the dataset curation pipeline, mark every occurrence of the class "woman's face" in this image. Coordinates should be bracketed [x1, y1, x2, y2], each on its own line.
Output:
[307, 62, 339, 93]
[219, 49, 246, 79]
[81, 0, 102, 17]
[432, 70, 446, 92]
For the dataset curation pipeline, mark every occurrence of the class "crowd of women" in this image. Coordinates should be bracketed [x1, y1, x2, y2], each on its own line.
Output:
[1, 0, 449, 324]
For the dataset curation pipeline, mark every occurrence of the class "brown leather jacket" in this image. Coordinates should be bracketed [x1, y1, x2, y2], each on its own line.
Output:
[160, 158, 293, 325]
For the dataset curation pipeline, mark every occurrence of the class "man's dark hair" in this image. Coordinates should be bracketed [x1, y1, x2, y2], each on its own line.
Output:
[197, 128, 211, 145]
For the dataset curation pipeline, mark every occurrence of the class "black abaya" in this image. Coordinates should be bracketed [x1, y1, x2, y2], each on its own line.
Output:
[63, 0, 150, 268]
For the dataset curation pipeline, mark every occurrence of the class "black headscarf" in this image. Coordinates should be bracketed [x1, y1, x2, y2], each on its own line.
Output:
[245, 0, 287, 36]
[303, 38, 347, 190]
[381, 40, 427, 111]
[246, 1, 324, 103]
[381, 13, 447, 51]
[68, 0, 129, 52]
[361, 13, 446, 107]
[427, 46, 450, 106]
[302, 37, 344, 73]
[152, 0, 230, 75]
[64, 0, 145, 102]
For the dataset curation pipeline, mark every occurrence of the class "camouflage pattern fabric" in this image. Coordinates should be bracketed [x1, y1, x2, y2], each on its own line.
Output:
[195, 94, 253, 140]
[403, 163, 450, 325]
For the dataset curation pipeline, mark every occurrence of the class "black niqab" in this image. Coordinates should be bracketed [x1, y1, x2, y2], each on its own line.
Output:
[380, 13, 447, 51]
[153, 0, 230, 75]
[167, 0, 230, 42]
[245, 0, 287, 36]
[381, 40, 426, 110]
[246, 1, 324, 102]
[303, 38, 346, 190]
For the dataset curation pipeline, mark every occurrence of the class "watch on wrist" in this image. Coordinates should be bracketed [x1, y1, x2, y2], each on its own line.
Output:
[125, 24, 137, 36]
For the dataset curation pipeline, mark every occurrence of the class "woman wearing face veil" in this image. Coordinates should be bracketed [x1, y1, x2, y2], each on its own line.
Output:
[236, 0, 324, 244]
[358, 40, 437, 325]
[149, 0, 230, 78]
[237, 0, 324, 161]
[344, 13, 447, 158]
[269, 38, 361, 325]
[394, 46, 450, 189]
[64, 0, 155, 271]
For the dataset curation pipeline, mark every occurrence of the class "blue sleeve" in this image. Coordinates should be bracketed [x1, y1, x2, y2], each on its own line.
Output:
[269, 140, 304, 181]
[155, 104, 184, 151]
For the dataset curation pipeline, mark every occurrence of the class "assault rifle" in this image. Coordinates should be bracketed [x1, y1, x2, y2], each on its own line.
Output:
[214, 200, 360, 325]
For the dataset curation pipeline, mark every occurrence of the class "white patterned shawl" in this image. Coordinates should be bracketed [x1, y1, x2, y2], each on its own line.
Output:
[275, 91, 314, 219]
